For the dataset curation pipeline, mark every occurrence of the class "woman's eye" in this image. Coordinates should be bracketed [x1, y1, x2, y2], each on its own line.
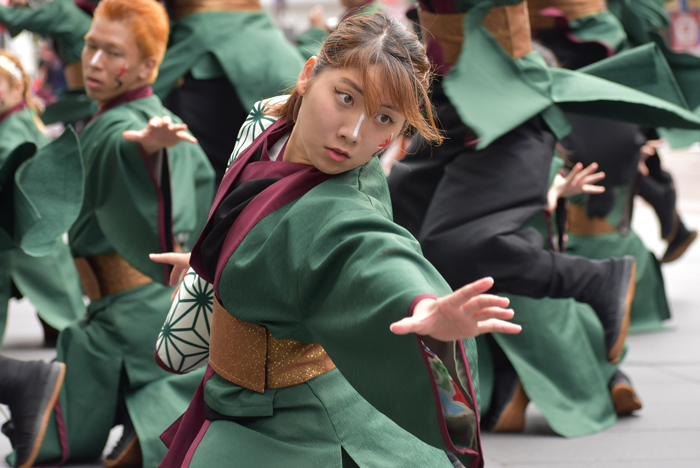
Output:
[335, 88, 353, 105]
[376, 114, 393, 124]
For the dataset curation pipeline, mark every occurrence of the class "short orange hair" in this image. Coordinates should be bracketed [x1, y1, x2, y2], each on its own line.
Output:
[93, 0, 169, 83]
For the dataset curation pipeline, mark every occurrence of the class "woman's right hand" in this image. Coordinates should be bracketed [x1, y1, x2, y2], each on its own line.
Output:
[150, 252, 191, 300]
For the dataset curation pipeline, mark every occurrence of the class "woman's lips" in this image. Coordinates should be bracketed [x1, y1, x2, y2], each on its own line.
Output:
[326, 147, 349, 162]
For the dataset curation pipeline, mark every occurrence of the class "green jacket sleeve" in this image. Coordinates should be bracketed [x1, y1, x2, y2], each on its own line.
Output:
[292, 207, 481, 462]
[0, 0, 91, 64]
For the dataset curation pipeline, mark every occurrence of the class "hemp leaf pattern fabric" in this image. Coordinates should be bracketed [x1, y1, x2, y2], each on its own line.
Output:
[156, 269, 214, 373]
[228, 96, 289, 166]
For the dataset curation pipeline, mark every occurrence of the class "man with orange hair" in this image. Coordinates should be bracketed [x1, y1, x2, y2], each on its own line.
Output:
[0, 1, 213, 467]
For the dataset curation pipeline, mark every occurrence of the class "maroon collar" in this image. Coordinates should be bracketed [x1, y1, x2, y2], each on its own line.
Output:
[0, 102, 26, 126]
[90, 85, 153, 122]
[190, 118, 332, 295]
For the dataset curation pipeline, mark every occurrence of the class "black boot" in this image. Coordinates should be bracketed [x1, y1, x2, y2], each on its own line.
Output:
[0, 356, 65, 468]
[662, 216, 697, 264]
[585, 256, 636, 365]
[104, 416, 141, 468]
[609, 369, 642, 415]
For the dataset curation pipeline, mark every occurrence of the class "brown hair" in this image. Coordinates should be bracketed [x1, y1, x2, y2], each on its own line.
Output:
[0, 50, 43, 113]
[92, 0, 170, 83]
[268, 12, 443, 145]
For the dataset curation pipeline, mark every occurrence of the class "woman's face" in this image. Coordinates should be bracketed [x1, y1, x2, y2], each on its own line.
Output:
[0, 74, 23, 115]
[286, 59, 405, 175]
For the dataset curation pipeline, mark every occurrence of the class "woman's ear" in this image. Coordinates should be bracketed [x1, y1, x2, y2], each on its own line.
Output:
[296, 56, 317, 96]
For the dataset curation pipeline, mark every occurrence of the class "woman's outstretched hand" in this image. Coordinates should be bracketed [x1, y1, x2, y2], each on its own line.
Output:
[123, 115, 198, 155]
[547, 162, 606, 211]
[390, 277, 521, 341]
[150, 252, 191, 300]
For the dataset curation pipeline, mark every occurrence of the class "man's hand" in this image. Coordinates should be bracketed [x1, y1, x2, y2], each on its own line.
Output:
[123, 115, 198, 156]
[547, 162, 606, 211]
[638, 139, 664, 176]
[390, 277, 521, 341]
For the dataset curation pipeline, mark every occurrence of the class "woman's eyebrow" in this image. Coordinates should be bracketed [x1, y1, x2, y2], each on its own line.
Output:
[340, 78, 364, 96]
[340, 77, 396, 112]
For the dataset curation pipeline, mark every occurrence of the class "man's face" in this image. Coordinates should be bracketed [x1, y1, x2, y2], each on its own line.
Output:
[82, 16, 154, 107]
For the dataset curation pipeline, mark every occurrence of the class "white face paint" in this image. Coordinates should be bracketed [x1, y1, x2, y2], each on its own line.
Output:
[352, 113, 365, 139]
[90, 49, 103, 66]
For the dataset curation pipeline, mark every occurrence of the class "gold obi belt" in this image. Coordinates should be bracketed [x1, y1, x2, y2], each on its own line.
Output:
[169, 0, 261, 18]
[528, 0, 607, 30]
[63, 62, 84, 90]
[208, 299, 336, 393]
[74, 253, 153, 301]
[419, 3, 532, 66]
[567, 203, 617, 236]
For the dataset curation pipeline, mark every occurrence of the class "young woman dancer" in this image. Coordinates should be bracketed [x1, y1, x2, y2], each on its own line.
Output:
[153, 12, 520, 468]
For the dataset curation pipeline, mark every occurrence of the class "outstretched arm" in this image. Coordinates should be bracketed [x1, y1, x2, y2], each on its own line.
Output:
[123, 115, 198, 156]
[390, 277, 520, 340]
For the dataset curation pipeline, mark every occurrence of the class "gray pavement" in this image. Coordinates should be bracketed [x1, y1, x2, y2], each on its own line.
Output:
[1, 147, 699, 467]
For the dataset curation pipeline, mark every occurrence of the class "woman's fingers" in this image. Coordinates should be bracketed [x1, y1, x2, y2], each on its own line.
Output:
[122, 129, 145, 141]
[477, 319, 522, 335]
[471, 306, 515, 321]
[390, 316, 426, 335]
[149, 252, 191, 268]
[443, 277, 494, 308]
[582, 184, 606, 194]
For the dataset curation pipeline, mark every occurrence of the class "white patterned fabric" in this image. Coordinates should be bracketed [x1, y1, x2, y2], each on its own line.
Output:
[158, 98, 286, 373]
[156, 269, 214, 373]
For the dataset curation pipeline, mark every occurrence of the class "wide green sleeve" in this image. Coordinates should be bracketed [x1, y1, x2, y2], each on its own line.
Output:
[83, 118, 169, 282]
[0, 1, 91, 64]
[0, 128, 83, 256]
[290, 206, 481, 463]
[169, 142, 215, 252]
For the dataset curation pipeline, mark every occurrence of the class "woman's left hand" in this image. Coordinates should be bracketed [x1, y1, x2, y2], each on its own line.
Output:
[390, 277, 521, 341]
[123, 115, 198, 155]
[150, 252, 191, 300]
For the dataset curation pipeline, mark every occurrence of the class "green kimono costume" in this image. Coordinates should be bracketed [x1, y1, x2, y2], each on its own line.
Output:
[27, 88, 209, 467]
[475, 158, 621, 438]
[153, 10, 304, 112]
[566, 186, 670, 333]
[0, 0, 96, 125]
[0, 107, 84, 346]
[157, 100, 484, 468]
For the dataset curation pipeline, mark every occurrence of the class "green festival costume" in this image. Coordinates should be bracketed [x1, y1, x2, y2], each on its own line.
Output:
[20, 87, 208, 467]
[155, 99, 485, 468]
[475, 158, 621, 437]
[0, 106, 84, 346]
[0, 0, 96, 125]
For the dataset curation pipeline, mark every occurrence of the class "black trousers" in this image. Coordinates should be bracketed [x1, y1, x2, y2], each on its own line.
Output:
[388, 84, 610, 302]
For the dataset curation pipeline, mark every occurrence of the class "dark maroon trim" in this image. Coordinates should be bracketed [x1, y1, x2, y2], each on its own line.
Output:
[138, 145, 171, 285]
[239, 160, 308, 183]
[90, 85, 153, 122]
[190, 119, 288, 282]
[159, 366, 216, 468]
[74, 0, 97, 13]
[0, 102, 26, 125]
[543, 209, 557, 252]
[154, 349, 186, 375]
[212, 166, 330, 296]
[181, 420, 211, 468]
[408, 294, 483, 467]
[39, 400, 70, 467]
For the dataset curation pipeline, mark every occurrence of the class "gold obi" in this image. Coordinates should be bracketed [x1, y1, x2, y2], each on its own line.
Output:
[208, 299, 336, 393]
[168, 0, 261, 18]
[528, 0, 607, 30]
[63, 62, 84, 90]
[567, 203, 617, 236]
[74, 252, 153, 301]
[419, 3, 532, 65]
